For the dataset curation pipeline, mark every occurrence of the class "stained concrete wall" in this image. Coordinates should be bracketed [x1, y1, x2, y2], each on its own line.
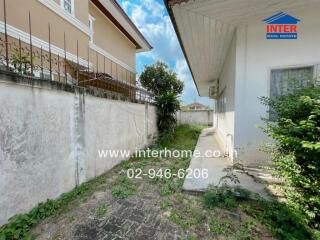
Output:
[177, 110, 213, 126]
[0, 72, 157, 226]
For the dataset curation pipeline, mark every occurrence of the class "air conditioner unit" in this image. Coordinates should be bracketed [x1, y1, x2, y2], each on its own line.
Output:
[209, 82, 219, 99]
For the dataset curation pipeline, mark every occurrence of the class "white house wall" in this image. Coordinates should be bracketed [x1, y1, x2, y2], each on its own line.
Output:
[216, 34, 236, 159]
[233, 9, 320, 166]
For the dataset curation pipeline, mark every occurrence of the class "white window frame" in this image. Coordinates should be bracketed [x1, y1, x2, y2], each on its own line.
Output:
[217, 87, 226, 118]
[269, 63, 320, 97]
[268, 63, 319, 120]
[268, 63, 320, 95]
[60, 0, 75, 16]
[88, 15, 95, 44]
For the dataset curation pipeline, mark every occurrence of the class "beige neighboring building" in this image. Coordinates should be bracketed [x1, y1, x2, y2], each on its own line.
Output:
[0, 0, 152, 98]
[182, 102, 209, 111]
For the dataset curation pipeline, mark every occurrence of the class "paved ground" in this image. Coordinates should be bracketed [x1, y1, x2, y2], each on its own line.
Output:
[32, 183, 187, 240]
[183, 128, 269, 198]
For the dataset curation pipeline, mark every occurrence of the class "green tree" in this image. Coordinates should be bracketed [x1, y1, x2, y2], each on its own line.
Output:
[140, 61, 184, 136]
[140, 61, 184, 96]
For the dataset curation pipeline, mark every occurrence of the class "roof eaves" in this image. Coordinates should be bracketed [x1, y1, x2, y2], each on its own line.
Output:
[111, 0, 152, 50]
[90, 0, 152, 51]
[167, 0, 191, 7]
[164, 0, 200, 96]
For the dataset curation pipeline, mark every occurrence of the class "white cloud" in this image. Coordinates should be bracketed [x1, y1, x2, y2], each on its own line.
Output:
[175, 58, 189, 83]
[131, 6, 147, 27]
[143, 0, 165, 17]
[175, 59, 197, 103]
[119, 0, 212, 106]
[120, 1, 131, 12]
[138, 16, 182, 64]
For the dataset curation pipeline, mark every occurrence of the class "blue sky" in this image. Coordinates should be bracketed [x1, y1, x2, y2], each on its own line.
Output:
[118, 0, 213, 107]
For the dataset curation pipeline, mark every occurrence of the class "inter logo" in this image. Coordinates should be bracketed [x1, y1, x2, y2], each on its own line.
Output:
[263, 12, 300, 39]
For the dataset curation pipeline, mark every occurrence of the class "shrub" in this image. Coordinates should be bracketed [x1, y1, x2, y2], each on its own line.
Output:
[155, 92, 180, 134]
[202, 186, 250, 210]
[260, 81, 320, 228]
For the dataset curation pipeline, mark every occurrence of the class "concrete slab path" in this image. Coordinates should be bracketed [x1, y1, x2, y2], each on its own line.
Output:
[183, 128, 269, 198]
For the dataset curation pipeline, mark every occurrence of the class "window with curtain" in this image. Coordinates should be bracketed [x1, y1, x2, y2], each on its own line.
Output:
[270, 66, 314, 97]
[269, 66, 314, 120]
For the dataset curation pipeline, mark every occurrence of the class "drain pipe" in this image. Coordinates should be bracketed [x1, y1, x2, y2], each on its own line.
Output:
[225, 133, 234, 162]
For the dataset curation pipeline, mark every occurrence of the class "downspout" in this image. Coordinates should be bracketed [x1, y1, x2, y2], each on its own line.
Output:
[225, 133, 234, 162]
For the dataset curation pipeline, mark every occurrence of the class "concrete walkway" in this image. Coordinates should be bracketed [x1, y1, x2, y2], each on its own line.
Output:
[183, 128, 268, 198]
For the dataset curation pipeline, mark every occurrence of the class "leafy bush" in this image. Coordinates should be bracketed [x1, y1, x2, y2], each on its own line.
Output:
[233, 186, 251, 200]
[203, 186, 250, 210]
[155, 92, 180, 134]
[10, 48, 36, 74]
[260, 81, 320, 228]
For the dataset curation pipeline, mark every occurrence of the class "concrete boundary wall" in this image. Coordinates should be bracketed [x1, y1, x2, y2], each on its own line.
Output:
[0, 72, 157, 226]
[177, 110, 213, 126]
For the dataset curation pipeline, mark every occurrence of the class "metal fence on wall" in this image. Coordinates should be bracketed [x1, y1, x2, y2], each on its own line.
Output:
[0, 0, 154, 103]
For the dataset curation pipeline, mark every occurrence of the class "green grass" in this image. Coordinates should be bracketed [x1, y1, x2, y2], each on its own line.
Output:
[169, 209, 205, 230]
[160, 200, 173, 211]
[95, 202, 108, 219]
[209, 217, 232, 235]
[157, 124, 203, 150]
[235, 219, 258, 240]
[111, 176, 137, 199]
[68, 216, 76, 223]
[186, 235, 197, 240]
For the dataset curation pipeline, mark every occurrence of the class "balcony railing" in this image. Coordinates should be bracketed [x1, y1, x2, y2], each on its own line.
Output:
[0, 0, 154, 103]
